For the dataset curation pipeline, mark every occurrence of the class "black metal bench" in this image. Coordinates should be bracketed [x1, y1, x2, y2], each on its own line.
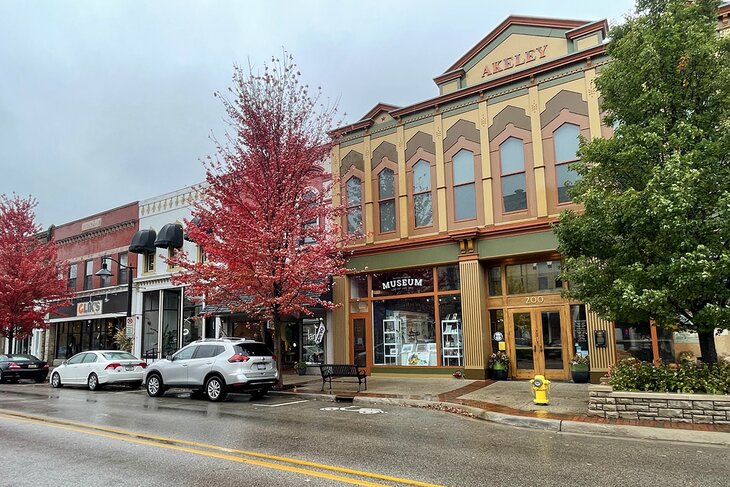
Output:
[319, 364, 367, 392]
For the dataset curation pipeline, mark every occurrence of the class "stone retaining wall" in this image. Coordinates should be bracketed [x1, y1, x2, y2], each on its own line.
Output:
[589, 385, 730, 424]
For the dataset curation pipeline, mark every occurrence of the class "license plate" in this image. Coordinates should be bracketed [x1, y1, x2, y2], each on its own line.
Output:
[28, 365, 38, 369]
[256, 363, 266, 370]
[124, 365, 135, 371]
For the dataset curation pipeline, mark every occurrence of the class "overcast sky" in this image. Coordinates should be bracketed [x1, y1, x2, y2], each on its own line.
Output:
[0, 0, 634, 228]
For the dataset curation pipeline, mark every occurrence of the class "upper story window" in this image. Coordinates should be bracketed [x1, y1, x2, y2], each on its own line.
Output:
[68, 263, 77, 290]
[118, 252, 128, 285]
[554, 123, 581, 204]
[83, 260, 93, 290]
[346, 176, 362, 235]
[144, 251, 155, 273]
[377, 168, 395, 233]
[413, 160, 432, 227]
[100, 256, 111, 288]
[499, 137, 527, 212]
[505, 260, 562, 294]
[452, 149, 476, 221]
[301, 189, 319, 244]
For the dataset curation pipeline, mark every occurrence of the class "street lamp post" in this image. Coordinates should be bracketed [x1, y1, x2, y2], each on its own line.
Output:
[95, 257, 135, 319]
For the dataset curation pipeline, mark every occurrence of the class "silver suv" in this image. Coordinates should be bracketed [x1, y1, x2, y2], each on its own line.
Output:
[144, 338, 279, 402]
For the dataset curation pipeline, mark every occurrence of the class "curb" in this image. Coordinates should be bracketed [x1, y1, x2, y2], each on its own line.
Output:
[350, 395, 730, 446]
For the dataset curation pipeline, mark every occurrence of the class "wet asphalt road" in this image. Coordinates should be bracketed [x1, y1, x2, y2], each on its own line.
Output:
[0, 381, 728, 487]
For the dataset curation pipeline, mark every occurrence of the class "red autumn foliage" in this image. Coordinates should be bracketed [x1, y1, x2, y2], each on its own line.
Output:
[0, 195, 70, 341]
[168, 53, 351, 383]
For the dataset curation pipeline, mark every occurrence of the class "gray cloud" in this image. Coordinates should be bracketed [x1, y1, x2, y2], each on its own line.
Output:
[0, 0, 633, 227]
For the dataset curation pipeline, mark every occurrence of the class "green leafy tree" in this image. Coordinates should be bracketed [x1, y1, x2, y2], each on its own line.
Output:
[555, 0, 730, 363]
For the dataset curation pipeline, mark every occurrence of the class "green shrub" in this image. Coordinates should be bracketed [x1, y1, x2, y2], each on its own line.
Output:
[609, 358, 730, 395]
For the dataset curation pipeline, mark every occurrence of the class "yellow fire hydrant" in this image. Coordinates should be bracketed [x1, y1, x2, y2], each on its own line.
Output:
[530, 375, 551, 405]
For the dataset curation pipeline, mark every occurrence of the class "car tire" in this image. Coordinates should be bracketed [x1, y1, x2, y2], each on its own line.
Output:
[87, 373, 100, 391]
[0, 369, 4, 383]
[51, 372, 62, 388]
[250, 388, 268, 400]
[205, 376, 227, 402]
[146, 373, 165, 397]
[129, 381, 142, 389]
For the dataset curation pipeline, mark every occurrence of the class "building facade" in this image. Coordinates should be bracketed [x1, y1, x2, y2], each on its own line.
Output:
[329, 12, 730, 381]
[46, 203, 139, 365]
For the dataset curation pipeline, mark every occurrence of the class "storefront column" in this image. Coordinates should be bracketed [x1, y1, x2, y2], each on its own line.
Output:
[459, 257, 488, 379]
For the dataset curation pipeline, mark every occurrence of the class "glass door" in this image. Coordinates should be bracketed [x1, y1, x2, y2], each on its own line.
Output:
[351, 315, 369, 372]
[508, 308, 569, 380]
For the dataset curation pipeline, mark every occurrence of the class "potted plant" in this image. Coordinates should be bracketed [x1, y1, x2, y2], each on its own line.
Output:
[570, 354, 590, 383]
[488, 351, 510, 380]
[294, 361, 308, 376]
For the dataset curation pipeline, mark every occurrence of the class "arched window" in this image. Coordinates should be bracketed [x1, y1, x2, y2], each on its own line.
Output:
[378, 168, 396, 233]
[452, 149, 476, 221]
[346, 176, 362, 235]
[499, 137, 527, 212]
[413, 160, 432, 227]
[554, 123, 581, 204]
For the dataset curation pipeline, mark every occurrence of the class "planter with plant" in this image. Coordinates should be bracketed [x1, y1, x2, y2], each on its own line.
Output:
[488, 351, 510, 380]
[294, 361, 308, 376]
[570, 354, 590, 383]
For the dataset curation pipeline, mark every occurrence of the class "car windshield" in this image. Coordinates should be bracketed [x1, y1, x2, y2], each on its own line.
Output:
[101, 352, 138, 360]
[233, 343, 273, 357]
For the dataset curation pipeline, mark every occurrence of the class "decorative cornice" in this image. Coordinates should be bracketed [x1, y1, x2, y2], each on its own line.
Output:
[565, 19, 609, 40]
[56, 219, 136, 246]
[433, 69, 465, 86]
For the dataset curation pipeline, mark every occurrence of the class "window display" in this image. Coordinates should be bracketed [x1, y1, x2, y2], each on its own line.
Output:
[373, 297, 435, 366]
[301, 318, 325, 364]
[441, 316, 463, 366]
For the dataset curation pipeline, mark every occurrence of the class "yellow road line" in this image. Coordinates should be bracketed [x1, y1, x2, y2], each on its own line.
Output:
[0, 410, 443, 487]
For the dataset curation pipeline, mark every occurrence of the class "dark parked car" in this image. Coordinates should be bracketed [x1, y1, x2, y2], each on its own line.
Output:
[0, 354, 49, 383]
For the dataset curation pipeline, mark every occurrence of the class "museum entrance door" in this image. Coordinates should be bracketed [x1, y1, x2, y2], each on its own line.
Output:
[506, 307, 570, 380]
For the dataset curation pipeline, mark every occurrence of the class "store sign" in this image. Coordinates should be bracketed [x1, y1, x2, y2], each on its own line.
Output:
[77, 300, 102, 316]
[380, 278, 424, 291]
[481, 45, 548, 78]
[315, 323, 326, 344]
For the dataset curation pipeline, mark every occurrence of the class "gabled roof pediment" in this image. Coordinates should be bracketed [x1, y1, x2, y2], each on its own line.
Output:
[360, 102, 400, 122]
[435, 16, 607, 92]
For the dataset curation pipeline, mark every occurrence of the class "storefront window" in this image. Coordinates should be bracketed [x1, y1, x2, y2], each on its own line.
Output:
[489, 309, 505, 356]
[230, 320, 264, 341]
[350, 275, 368, 299]
[182, 297, 202, 347]
[487, 266, 502, 296]
[614, 321, 652, 362]
[570, 304, 588, 355]
[437, 265, 460, 291]
[373, 297, 436, 366]
[371, 268, 433, 298]
[439, 295, 463, 366]
[161, 290, 180, 356]
[301, 318, 325, 364]
[506, 260, 562, 294]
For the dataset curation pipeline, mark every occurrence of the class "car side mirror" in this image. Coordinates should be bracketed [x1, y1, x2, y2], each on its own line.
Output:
[62, 360, 68, 366]
[166, 354, 173, 361]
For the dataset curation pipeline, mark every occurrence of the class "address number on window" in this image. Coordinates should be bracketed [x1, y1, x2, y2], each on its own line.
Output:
[525, 296, 545, 304]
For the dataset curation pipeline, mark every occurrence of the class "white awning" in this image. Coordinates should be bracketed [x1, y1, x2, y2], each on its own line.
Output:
[48, 312, 127, 324]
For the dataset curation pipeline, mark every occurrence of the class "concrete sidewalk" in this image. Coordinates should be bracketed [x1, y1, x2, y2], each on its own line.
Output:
[277, 373, 730, 446]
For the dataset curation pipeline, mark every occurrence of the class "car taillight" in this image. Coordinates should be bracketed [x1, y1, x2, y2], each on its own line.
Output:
[105, 363, 121, 370]
[138, 362, 147, 369]
[228, 354, 250, 363]
[271, 354, 277, 362]
[8, 362, 20, 369]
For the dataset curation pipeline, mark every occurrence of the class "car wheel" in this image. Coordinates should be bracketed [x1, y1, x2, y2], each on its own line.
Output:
[129, 381, 142, 389]
[146, 374, 165, 397]
[205, 376, 227, 402]
[87, 373, 100, 391]
[250, 388, 268, 400]
[51, 372, 62, 388]
[0, 369, 4, 383]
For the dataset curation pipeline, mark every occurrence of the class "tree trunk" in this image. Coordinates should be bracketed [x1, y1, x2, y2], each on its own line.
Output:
[272, 313, 284, 390]
[697, 330, 718, 364]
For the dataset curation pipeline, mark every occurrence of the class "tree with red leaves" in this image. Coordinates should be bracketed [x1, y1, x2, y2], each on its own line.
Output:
[169, 53, 350, 386]
[0, 195, 69, 348]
